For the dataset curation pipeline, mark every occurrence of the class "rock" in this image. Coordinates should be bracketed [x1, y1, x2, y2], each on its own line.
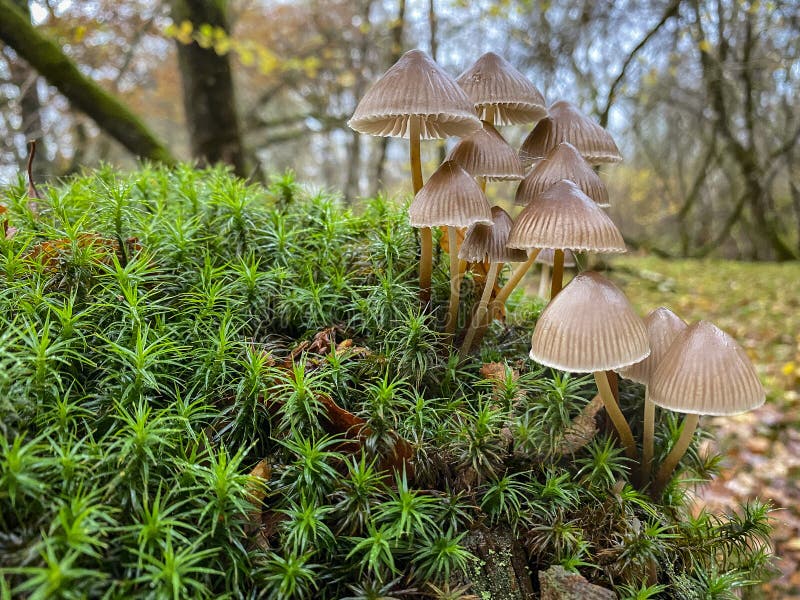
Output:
[539, 566, 616, 600]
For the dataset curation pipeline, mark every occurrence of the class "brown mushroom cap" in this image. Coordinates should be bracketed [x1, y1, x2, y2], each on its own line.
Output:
[515, 142, 609, 207]
[529, 271, 650, 372]
[456, 52, 547, 125]
[519, 101, 622, 165]
[408, 161, 493, 228]
[617, 308, 687, 385]
[649, 321, 765, 416]
[459, 206, 529, 263]
[348, 49, 481, 139]
[535, 247, 577, 267]
[507, 180, 627, 253]
[446, 122, 524, 180]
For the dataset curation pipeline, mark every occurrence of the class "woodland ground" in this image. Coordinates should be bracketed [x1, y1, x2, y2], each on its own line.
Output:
[590, 256, 800, 599]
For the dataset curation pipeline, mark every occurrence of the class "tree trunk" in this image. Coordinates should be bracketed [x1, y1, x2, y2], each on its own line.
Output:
[8, 0, 47, 170]
[370, 0, 406, 197]
[169, 0, 246, 177]
[0, 0, 174, 164]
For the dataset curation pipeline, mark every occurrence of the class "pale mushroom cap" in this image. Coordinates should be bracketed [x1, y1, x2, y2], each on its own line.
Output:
[446, 122, 525, 180]
[456, 52, 547, 125]
[529, 271, 650, 372]
[348, 49, 481, 139]
[507, 180, 627, 253]
[408, 161, 493, 228]
[649, 321, 765, 416]
[535, 247, 577, 267]
[617, 307, 688, 385]
[459, 206, 529, 263]
[519, 101, 622, 165]
[515, 142, 609, 207]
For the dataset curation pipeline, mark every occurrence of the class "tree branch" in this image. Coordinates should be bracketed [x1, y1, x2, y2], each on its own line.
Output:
[0, 0, 175, 164]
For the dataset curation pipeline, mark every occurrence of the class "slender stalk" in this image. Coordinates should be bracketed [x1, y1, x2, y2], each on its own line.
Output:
[653, 413, 700, 494]
[594, 370, 637, 460]
[470, 249, 540, 349]
[641, 389, 656, 483]
[494, 249, 540, 307]
[537, 263, 550, 298]
[444, 226, 461, 335]
[410, 115, 432, 304]
[550, 248, 565, 299]
[484, 105, 496, 125]
[459, 261, 499, 357]
[479, 176, 486, 192]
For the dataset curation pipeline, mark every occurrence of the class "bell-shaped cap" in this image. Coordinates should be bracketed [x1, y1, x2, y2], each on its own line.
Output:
[529, 271, 650, 372]
[456, 52, 547, 125]
[649, 321, 765, 416]
[535, 247, 576, 267]
[408, 161, 493, 228]
[459, 206, 529, 263]
[515, 142, 609, 207]
[446, 122, 524, 180]
[617, 308, 687, 385]
[519, 101, 622, 165]
[349, 49, 481, 139]
[507, 180, 626, 253]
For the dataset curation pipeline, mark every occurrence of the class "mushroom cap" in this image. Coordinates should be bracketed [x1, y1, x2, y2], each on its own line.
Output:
[519, 101, 622, 165]
[455, 52, 547, 125]
[617, 307, 687, 385]
[459, 206, 529, 263]
[515, 142, 609, 207]
[446, 122, 525, 180]
[507, 180, 627, 253]
[529, 271, 650, 372]
[348, 49, 481, 139]
[535, 247, 577, 267]
[649, 321, 765, 416]
[408, 161, 493, 228]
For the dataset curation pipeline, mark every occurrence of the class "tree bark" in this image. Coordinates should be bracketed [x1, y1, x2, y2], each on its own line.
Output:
[0, 0, 174, 164]
[169, 0, 246, 177]
[370, 0, 406, 197]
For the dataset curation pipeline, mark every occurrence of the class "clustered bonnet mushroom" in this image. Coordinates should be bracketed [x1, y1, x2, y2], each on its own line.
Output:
[350, 51, 766, 499]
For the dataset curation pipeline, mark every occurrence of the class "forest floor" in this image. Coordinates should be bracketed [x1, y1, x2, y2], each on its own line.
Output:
[602, 255, 800, 599]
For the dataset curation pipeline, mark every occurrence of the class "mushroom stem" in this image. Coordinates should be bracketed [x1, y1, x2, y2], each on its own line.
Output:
[445, 226, 462, 335]
[479, 176, 486, 192]
[593, 370, 638, 460]
[459, 261, 499, 358]
[469, 249, 541, 349]
[653, 413, 700, 494]
[484, 106, 496, 126]
[410, 115, 432, 305]
[641, 388, 656, 483]
[537, 263, 550, 299]
[494, 249, 541, 307]
[550, 249, 565, 299]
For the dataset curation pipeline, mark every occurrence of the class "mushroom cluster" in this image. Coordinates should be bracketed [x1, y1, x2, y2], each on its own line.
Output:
[349, 50, 765, 493]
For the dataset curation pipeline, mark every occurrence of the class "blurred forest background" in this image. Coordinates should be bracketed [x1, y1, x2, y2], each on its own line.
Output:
[0, 0, 798, 260]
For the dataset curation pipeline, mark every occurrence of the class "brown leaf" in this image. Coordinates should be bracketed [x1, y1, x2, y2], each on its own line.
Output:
[558, 394, 603, 455]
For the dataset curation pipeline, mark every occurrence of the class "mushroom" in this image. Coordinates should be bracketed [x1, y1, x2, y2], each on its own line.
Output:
[616, 308, 688, 482]
[529, 272, 650, 459]
[535, 248, 576, 299]
[408, 161, 492, 336]
[649, 321, 765, 493]
[507, 179, 626, 300]
[519, 100, 622, 166]
[515, 142, 609, 207]
[456, 51, 547, 127]
[446, 121, 525, 189]
[458, 206, 527, 357]
[348, 49, 481, 304]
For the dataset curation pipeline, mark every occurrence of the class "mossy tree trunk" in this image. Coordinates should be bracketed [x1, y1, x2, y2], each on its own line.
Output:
[0, 0, 175, 165]
[169, 0, 246, 177]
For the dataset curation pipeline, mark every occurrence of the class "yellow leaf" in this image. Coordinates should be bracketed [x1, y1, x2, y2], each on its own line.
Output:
[73, 25, 87, 43]
[782, 361, 797, 376]
[699, 39, 712, 53]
